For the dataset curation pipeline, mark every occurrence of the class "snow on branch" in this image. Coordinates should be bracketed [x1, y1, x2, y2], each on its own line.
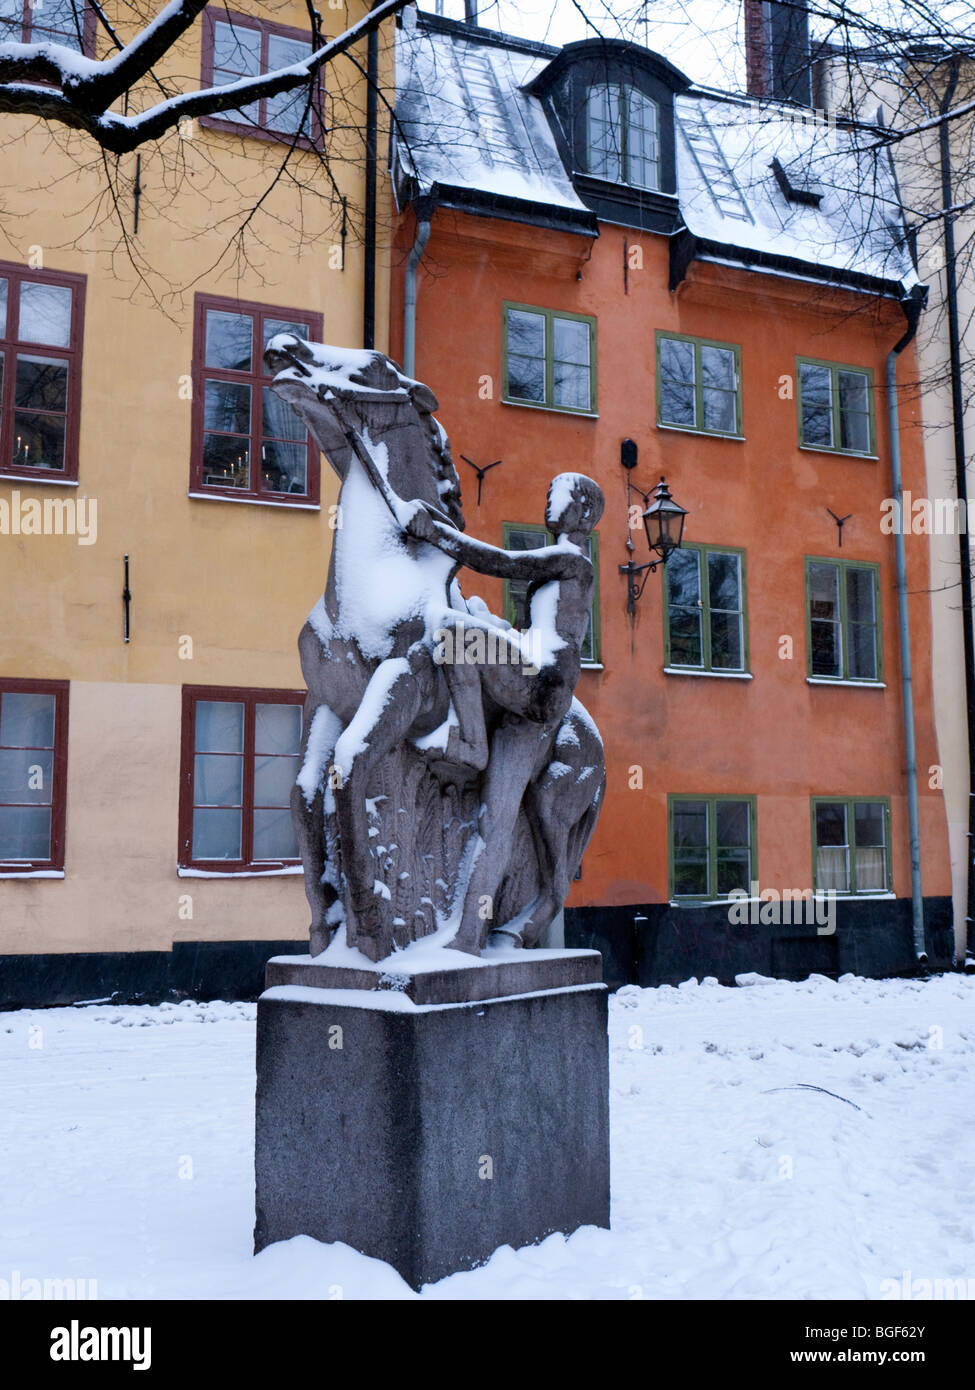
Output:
[0, 0, 409, 153]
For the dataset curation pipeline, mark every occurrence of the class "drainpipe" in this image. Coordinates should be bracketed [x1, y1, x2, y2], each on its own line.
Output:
[938, 62, 975, 968]
[363, 16, 378, 349]
[403, 196, 434, 378]
[887, 285, 928, 962]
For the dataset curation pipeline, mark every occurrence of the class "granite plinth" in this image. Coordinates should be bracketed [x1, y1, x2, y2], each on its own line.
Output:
[254, 958, 610, 1289]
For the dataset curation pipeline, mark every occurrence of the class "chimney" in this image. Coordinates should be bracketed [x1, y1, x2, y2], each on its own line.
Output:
[744, 0, 772, 96]
[744, 1, 812, 106]
[463, 0, 478, 24]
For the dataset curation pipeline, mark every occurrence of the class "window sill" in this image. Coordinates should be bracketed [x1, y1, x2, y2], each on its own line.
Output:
[199, 115, 322, 154]
[798, 445, 877, 461]
[0, 868, 65, 878]
[188, 491, 320, 511]
[806, 677, 886, 688]
[672, 890, 894, 906]
[664, 666, 752, 680]
[656, 423, 744, 442]
[580, 662, 603, 671]
[669, 897, 739, 908]
[500, 398, 598, 420]
[177, 865, 303, 878]
[0, 473, 78, 487]
[816, 891, 895, 899]
[574, 171, 671, 197]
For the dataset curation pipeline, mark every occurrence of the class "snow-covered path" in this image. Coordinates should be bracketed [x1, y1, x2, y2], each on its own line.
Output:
[1, 973, 973, 1299]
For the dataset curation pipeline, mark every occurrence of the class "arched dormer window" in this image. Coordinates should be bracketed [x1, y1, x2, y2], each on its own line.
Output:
[526, 40, 689, 231]
[586, 84, 660, 191]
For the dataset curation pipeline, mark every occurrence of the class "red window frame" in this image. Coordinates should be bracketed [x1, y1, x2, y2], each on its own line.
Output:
[190, 292, 323, 505]
[0, 1, 97, 54]
[199, 6, 323, 149]
[0, 677, 69, 874]
[0, 262, 86, 483]
[178, 685, 305, 873]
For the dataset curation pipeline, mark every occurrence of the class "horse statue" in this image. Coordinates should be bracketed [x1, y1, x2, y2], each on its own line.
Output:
[265, 335, 605, 962]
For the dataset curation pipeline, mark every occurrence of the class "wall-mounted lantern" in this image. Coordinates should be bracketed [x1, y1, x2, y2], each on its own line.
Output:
[618, 440, 687, 613]
[642, 477, 687, 562]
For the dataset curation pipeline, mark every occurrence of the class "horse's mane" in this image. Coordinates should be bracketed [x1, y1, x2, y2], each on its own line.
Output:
[356, 351, 466, 533]
[419, 404, 465, 533]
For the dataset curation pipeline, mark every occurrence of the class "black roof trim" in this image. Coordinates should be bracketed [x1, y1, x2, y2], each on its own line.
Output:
[525, 36, 692, 97]
[422, 180, 598, 239]
[415, 10, 558, 61]
[693, 233, 912, 301]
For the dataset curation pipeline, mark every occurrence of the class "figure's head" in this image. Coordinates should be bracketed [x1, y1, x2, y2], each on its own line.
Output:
[263, 334, 464, 529]
[545, 473, 604, 540]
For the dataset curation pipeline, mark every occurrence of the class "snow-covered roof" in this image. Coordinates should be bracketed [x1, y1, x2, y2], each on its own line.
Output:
[394, 13, 919, 298]
[675, 94, 918, 291]
[394, 16, 590, 224]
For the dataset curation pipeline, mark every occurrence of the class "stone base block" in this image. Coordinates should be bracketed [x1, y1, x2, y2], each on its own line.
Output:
[254, 976, 610, 1289]
[264, 946, 602, 1004]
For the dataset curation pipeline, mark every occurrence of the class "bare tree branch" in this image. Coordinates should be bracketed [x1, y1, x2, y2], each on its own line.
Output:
[0, 0, 410, 153]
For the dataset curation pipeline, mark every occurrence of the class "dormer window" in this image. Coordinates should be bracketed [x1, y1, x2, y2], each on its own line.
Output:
[526, 39, 690, 230]
[586, 84, 660, 190]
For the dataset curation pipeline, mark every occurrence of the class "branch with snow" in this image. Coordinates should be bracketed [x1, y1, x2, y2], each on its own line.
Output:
[0, 0, 409, 153]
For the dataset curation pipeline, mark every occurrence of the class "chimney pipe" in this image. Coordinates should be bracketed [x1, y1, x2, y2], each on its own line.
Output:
[744, 1, 812, 106]
[744, 0, 772, 97]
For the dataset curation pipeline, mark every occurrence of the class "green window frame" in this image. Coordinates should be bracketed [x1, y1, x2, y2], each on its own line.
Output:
[502, 303, 597, 415]
[663, 543, 748, 673]
[805, 557, 882, 683]
[797, 357, 876, 457]
[811, 797, 891, 894]
[586, 83, 660, 190]
[669, 794, 757, 902]
[656, 332, 742, 437]
[502, 522, 600, 665]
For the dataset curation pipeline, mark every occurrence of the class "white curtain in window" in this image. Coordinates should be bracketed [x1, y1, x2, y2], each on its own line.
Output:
[855, 846, 886, 891]
[816, 846, 848, 892]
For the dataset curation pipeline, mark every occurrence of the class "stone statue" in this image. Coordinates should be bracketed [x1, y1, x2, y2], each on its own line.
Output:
[264, 335, 605, 962]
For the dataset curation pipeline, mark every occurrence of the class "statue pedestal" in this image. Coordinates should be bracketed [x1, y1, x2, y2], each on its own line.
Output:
[253, 953, 610, 1289]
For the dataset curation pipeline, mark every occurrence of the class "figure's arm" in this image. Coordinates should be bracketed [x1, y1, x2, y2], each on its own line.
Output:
[407, 506, 580, 582]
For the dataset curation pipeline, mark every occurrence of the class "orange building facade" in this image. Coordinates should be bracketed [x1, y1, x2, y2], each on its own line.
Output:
[390, 13, 954, 983]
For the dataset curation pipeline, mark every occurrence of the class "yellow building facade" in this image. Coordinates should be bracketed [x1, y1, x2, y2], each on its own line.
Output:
[815, 52, 975, 964]
[0, 1, 393, 1003]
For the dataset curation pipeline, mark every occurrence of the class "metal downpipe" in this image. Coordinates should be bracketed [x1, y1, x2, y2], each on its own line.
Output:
[403, 200, 432, 378]
[886, 301, 927, 962]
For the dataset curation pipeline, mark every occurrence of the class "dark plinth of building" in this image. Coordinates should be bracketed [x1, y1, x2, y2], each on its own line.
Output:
[254, 960, 610, 1289]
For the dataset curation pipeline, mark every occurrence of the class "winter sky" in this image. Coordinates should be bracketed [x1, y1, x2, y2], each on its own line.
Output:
[418, 1, 975, 93]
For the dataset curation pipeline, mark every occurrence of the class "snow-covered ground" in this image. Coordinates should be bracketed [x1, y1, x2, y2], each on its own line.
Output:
[1, 972, 973, 1300]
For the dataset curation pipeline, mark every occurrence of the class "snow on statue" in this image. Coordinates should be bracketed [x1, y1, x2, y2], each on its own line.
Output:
[264, 335, 605, 962]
